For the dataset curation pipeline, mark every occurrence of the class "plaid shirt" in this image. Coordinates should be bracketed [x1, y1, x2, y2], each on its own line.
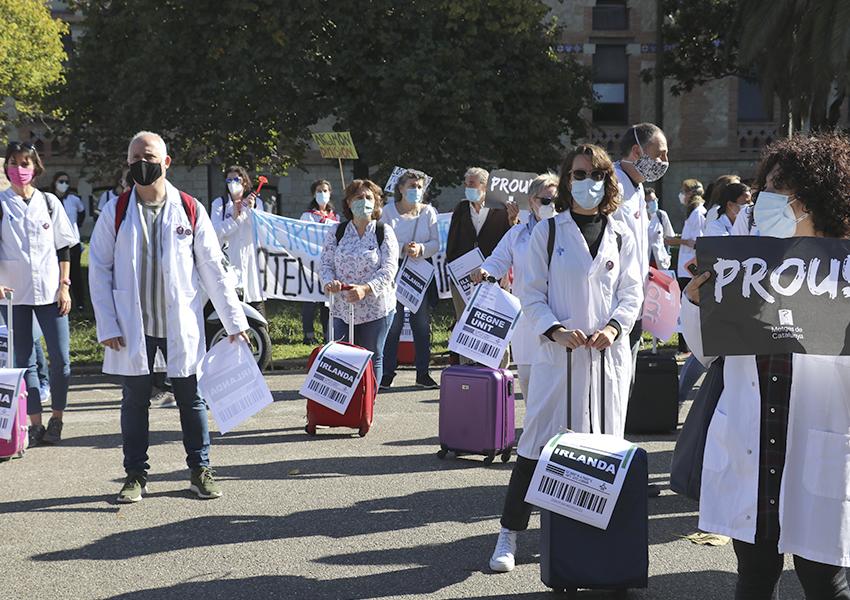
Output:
[754, 353, 792, 541]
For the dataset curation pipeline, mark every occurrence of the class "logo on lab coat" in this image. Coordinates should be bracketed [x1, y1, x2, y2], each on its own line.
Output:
[606, 260, 614, 270]
[778, 309, 794, 327]
[42, 222, 50, 229]
[176, 226, 185, 235]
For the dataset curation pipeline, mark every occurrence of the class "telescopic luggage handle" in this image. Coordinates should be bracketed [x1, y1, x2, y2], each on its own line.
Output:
[566, 345, 607, 435]
[327, 286, 356, 345]
[4, 290, 12, 369]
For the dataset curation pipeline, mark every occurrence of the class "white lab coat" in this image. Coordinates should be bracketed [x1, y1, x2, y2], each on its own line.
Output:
[89, 182, 248, 378]
[677, 204, 707, 278]
[681, 295, 850, 567]
[0, 189, 79, 306]
[612, 162, 650, 282]
[704, 213, 733, 237]
[517, 212, 644, 459]
[479, 217, 539, 364]
[647, 211, 671, 269]
[210, 195, 265, 303]
[59, 194, 86, 242]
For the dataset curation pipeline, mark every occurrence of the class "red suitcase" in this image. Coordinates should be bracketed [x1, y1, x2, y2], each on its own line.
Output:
[305, 294, 376, 437]
[398, 309, 416, 365]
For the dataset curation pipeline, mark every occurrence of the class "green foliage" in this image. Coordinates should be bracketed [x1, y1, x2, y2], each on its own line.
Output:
[56, 0, 593, 185]
[0, 0, 67, 131]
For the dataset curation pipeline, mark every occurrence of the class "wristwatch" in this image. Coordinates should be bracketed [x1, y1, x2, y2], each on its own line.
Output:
[60, 278, 71, 287]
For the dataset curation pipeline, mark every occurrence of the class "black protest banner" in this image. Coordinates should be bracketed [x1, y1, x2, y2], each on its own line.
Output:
[697, 236, 850, 356]
[485, 169, 538, 208]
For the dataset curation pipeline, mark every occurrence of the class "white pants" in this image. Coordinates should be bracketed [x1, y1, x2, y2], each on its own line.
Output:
[516, 363, 531, 405]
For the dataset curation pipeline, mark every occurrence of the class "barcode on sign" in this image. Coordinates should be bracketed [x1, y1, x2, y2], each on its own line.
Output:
[398, 287, 418, 305]
[307, 379, 347, 404]
[0, 417, 8, 431]
[456, 331, 500, 359]
[219, 393, 261, 421]
[538, 474, 607, 514]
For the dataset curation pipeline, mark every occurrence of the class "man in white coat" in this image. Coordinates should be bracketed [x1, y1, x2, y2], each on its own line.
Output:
[89, 131, 249, 503]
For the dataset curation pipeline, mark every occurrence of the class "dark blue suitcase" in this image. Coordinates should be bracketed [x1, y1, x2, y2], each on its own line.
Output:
[539, 348, 649, 597]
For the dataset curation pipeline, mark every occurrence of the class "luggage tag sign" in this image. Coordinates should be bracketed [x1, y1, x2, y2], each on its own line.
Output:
[0, 368, 26, 441]
[300, 342, 373, 415]
[525, 432, 638, 530]
[448, 282, 521, 369]
[447, 247, 485, 303]
[395, 256, 435, 313]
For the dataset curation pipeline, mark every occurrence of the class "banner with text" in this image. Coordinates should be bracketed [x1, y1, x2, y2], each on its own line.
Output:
[486, 169, 538, 209]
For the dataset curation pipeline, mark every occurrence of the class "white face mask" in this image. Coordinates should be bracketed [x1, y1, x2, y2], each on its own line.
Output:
[537, 203, 557, 220]
[55, 181, 69, 193]
[227, 181, 244, 198]
[753, 191, 808, 238]
[315, 190, 330, 207]
[678, 191, 687, 205]
[570, 178, 605, 210]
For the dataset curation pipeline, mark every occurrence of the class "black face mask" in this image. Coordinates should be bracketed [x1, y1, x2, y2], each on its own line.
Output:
[128, 160, 162, 187]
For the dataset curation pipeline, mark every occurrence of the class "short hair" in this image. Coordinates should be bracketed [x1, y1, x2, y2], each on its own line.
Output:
[619, 122, 664, 157]
[225, 165, 252, 192]
[557, 144, 621, 215]
[4, 141, 45, 178]
[464, 167, 489, 186]
[527, 172, 559, 203]
[341, 179, 384, 221]
[128, 131, 167, 159]
[717, 182, 750, 216]
[754, 132, 850, 238]
[393, 169, 426, 202]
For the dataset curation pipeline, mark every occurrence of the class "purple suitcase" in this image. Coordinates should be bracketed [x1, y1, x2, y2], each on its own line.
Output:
[437, 364, 515, 464]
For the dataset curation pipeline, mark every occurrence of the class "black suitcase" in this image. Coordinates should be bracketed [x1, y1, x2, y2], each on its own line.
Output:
[625, 349, 679, 434]
[539, 348, 649, 597]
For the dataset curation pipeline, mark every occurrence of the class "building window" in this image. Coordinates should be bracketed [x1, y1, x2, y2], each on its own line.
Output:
[593, 45, 628, 124]
[593, 0, 628, 31]
[737, 77, 773, 122]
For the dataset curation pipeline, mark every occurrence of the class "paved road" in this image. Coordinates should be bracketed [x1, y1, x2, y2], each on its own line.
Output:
[1, 367, 803, 599]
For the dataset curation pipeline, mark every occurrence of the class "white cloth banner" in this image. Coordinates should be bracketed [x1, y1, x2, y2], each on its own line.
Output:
[395, 257, 435, 313]
[446, 247, 485, 303]
[448, 282, 520, 368]
[300, 342, 373, 415]
[197, 339, 274, 434]
[0, 368, 26, 441]
[525, 432, 638, 530]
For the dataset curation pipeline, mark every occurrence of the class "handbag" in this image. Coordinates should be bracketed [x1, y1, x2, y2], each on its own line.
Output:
[669, 357, 725, 501]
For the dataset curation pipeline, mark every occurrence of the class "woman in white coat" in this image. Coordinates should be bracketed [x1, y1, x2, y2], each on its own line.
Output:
[704, 181, 751, 237]
[684, 134, 850, 599]
[472, 172, 560, 400]
[210, 165, 265, 314]
[489, 144, 643, 573]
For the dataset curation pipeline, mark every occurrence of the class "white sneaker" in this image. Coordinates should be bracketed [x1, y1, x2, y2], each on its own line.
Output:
[153, 390, 177, 408]
[40, 384, 51, 406]
[489, 527, 517, 572]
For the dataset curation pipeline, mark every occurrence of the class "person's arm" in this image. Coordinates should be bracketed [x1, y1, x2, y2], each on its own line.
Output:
[649, 223, 671, 269]
[607, 229, 644, 336]
[213, 198, 245, 243]
[365, 225, 399, 297]
[661, 211, 675, 238]
[320, 225, 339, 288]
[88, 199, 123, 345]
[445, 202, 465, 263]
[478, 224, 516, 280]
[76, 197, 86, 228]
[681, 271, 718, 368]
[519, 220, 566, 340]
[420, 207, 440, 258]
[56, 255, 71, 315]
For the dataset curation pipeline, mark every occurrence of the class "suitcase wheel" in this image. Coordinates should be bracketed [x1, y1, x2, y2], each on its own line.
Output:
[358, 427, 367, 437]
[305, 424, 316, 436]
[436, 448, 448, 459]
[550, 588, 577, 599]
[483, 452, 495, 466]
[500, 449, 511, 463]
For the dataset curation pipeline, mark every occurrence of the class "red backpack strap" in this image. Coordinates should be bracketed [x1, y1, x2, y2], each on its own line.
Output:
[114, 190, 133, 235]
[178, 190, 197, 230]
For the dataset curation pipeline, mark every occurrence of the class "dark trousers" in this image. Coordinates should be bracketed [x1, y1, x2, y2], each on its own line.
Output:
[500, 455, 538, 531]
[677, 277, 691, 352]
[382, 300, 432, 379]
[121, 336, 210, 474]
[733, 538, 850, 600]
[69, 243, 86, 309]
[301, 301, 329, 342]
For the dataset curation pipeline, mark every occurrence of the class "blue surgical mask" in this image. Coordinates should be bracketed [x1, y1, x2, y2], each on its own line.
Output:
[570, 178, 605, 210]
[464, 187, 481, 202]
[753, 191, 807, 238]
[647, 199, 658, 214]
[405, 188, 423, 204]
[351, 197, 375, 218]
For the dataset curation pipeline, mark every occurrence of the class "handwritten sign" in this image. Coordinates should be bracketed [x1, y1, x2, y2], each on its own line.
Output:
[312, 131, 359, 160]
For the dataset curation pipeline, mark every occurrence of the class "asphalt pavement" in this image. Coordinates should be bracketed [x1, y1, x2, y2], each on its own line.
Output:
[1, 367, 804, 599]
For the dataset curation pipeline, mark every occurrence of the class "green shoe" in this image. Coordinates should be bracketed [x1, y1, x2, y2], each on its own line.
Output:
[117, 472, 148, 503]
[190, 467, 222, 499]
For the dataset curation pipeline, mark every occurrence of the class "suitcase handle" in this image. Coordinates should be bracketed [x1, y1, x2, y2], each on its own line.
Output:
[566, 346, 606, 435]
[327, 290, 356, 345]
[4, 290, 12, 369]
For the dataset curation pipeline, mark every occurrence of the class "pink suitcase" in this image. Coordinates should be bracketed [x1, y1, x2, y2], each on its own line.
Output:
[0, 293, 28, 461]
[437, 364, 515, 464]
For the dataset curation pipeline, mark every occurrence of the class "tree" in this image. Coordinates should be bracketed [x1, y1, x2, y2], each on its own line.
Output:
[56, 0, 593, 188]
[0, 0, 67, 136]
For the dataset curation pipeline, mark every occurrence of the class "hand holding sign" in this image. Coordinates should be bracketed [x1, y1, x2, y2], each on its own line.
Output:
[685, 271, 711, 305]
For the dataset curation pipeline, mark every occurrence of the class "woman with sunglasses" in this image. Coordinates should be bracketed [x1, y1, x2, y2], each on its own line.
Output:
[0, 143, 78, 445]
[210, 165, 266, 315]
[51, 172, 87, 310]
[489, 144, 643, 573]
[471, 172, 560, 402]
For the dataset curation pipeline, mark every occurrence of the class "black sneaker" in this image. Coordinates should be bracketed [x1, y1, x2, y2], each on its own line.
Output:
[42, 417, 63, 444]
[302, 335, 317, 346]
[415, 373, 440, 389]
[28, 424, 46, 447]
[379, 375, 394, 390]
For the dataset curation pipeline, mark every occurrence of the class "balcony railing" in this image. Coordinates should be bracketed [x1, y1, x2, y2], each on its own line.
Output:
[738, 123, 781, 153]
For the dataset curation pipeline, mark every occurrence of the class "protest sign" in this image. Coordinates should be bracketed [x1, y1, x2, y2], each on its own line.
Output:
[197, 339, 274, 434]
[447, 247, 485, 303]
[448, 282, 521, 368]
[641, 267, 681, 342]
[486, 169, 538, 208]
[300, 342, 373, 414]
[311, 131, 358, 160]
[525, 432, 638, 530]
[0, 368, 25, 441]
[395, 256, 436, 313]
[697, 236, 850, 356]
[384, 166, 433, 195]
[400, 309, 413, 342]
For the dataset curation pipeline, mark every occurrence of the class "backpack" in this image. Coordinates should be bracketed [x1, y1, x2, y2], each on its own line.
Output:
[546, 217, 622, 268]
[114, 187, 197, 235]
[335, 220, 385, 247]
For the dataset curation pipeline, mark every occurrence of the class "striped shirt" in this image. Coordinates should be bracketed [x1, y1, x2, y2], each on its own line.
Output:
[138, 199, 167, 338]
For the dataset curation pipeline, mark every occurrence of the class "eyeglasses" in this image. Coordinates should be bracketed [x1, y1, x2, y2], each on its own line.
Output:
[225, 177, 241, 184]
[57, 179, 70, 184]
[6, 141, 35, 153]
[571, 169, 606, 182]
[537, 196, 555, 205]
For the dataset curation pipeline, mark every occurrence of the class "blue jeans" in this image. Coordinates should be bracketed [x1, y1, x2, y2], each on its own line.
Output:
[382, 301, 431, 379]
[121, 336, 210, 474]
[33, 321, 49, 389]
[333, 311, 395, 386]
[678, 354, 706, 403]
[0, 303, 70, 415]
